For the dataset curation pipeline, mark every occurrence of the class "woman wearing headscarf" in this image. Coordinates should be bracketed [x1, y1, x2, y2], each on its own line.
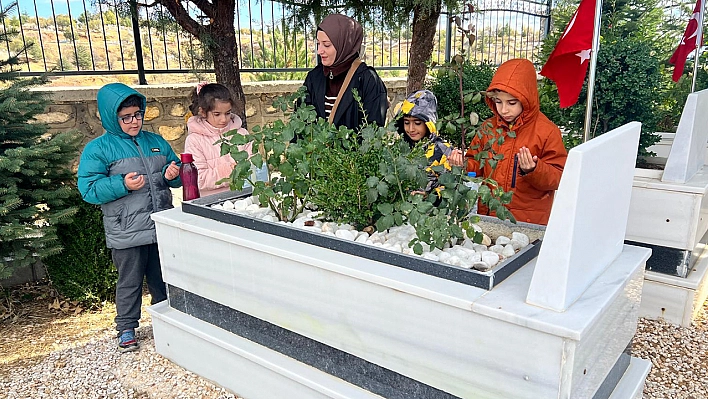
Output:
[303, 14, 389, 130]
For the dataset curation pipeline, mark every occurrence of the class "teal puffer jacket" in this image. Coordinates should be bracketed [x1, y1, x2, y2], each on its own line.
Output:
[78, 83, 181, 249]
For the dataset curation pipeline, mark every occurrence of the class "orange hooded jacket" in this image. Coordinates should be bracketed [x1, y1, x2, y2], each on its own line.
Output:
[465, 59, 567, 225]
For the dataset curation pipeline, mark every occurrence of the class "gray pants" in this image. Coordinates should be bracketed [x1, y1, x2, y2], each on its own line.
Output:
[111, 243, 167, 332]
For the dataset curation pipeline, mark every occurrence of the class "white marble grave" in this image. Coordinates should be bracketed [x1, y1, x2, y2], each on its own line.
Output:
[626, 89, 708, 326]
[149, 123, 651, 398]
[527, 122, 640, 312]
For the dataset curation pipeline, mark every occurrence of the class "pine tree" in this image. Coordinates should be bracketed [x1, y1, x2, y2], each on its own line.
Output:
[0, 4, 81, 280]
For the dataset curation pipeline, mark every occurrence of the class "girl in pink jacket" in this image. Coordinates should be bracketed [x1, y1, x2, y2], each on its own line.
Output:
[185, 83, 259, 196]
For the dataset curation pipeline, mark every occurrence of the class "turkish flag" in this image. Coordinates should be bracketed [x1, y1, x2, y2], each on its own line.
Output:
[669, 0, 704, 82]
[540, 0, 596, 108]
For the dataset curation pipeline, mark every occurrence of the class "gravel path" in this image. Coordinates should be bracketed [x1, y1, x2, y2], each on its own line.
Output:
[1, 297, 707, 398]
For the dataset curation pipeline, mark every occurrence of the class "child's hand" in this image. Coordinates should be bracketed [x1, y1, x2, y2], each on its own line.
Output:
[448, 149, 464, 167]
[125, 172, 145, 191]
[518, 147, 538, 173]
[164, 161, 180, 180]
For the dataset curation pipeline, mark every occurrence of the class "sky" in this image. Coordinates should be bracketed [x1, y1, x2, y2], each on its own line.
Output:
[20, 0, 283, 29]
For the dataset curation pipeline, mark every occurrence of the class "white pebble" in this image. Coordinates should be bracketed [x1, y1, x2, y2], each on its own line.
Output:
[512, 232, 530, 247]
[496, 236, 511, 246]
[489, 244, 505, 254]
[335, 229, 355, 241]
[356, 234, 369, 243]
[222, 200, 234, 210]
[233, 199, 248, 211]
[501, 244, 516, 258]
[481, 251, 500, 267]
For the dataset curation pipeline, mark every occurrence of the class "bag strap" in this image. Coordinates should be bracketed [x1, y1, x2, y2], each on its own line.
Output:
[328, 58, 362, 124]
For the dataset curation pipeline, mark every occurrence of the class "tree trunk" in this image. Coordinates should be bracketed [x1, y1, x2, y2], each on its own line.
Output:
[406, 1, 442, 94]
[210, 1, 248, 127]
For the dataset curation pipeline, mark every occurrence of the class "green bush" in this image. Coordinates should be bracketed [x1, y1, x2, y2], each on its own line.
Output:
[426, 60, 495, 147]
[44, 189, 117, 307]
[539, 37, 662, 158]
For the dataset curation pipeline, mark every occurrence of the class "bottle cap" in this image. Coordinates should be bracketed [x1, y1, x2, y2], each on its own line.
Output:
[467, 171, 476, 177]
[180, 153, 194, 163]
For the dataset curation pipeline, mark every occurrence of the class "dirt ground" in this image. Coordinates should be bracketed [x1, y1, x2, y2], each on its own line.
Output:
[0, 282, 116, 378]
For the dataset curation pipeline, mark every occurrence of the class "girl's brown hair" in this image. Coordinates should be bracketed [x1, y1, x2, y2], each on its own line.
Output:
[189, 83, 233, 116]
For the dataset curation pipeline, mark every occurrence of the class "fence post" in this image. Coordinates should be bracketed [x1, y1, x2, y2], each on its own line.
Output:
[129, 0, 147, 85]
[545, 0, 552, 38]
[445, 13, 452, 62]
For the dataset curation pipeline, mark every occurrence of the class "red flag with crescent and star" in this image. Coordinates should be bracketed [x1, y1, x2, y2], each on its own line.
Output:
[540, 0, 596, 108]
[669, 0, 704, 82]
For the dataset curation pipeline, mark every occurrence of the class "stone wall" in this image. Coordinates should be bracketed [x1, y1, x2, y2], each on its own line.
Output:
[34, 78, 409, 154]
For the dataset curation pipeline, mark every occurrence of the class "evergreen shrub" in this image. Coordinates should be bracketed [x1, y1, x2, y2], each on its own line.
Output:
[44, 189, 117, 307]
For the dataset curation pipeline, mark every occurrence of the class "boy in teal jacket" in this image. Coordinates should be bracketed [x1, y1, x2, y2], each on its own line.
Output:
[78, 83, 181, 352]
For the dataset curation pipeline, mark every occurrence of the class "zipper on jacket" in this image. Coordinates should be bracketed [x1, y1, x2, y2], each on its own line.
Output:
[511, 153, 518, 188]
[132, 137, 160, 211]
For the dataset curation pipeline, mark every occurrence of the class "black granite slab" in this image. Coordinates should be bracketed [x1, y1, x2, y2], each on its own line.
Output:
[167, 286, 631, 399]
[182, 190, 543, 290]
[592, 344, 632, 399]
[625, 240, 691, 277]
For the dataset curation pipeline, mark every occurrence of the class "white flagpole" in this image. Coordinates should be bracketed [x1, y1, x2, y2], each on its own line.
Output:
[691, 0, 705, 93]
[583, 0, 604, 142]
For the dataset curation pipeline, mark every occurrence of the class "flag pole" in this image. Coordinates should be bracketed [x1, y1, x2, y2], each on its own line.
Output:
[583, 0, 604, 142]
[691, 0, 705, 93]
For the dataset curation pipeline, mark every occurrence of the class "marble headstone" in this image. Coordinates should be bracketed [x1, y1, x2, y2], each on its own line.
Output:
[662, 89, 708, 183]
[526, 122, 641, 312]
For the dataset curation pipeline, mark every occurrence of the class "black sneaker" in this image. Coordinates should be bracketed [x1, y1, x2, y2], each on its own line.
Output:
[117, 329, 139, 353]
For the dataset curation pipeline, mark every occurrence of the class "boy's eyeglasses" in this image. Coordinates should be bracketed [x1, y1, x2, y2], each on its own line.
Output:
[118, 111, 144, 124]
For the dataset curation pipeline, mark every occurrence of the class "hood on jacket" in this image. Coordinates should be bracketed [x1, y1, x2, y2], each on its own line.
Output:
[485, 59, 539, 127]
[318, 14, 363, 70]
[97, 83, 146, 137]
[397, 89, 438, 139]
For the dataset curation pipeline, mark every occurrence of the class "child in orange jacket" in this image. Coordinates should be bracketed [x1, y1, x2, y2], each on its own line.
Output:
[465, 59, 567, 225]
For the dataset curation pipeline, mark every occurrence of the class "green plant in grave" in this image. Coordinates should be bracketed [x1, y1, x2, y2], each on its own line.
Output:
[221, 87, 515, 253]
[220, 86, 332, 222]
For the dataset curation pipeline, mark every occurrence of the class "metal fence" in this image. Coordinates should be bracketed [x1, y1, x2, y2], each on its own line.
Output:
[3, 0, 696, 80]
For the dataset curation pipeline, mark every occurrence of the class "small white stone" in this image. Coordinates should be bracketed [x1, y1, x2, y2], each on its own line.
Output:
[481, 234, 492, 246]
[322, 231, 335, 237]
[335, 229, 355, 241]
[356, 234, 369, 243]
[509, 239, 523, 250]
[496, 236, 511, 246]
[501, 244, 516, 258]
[246, 204, 261, 212]
[462, 239, 475, 249]
[422, 252, 439, 261]
[471, 244, 487, 253]
[233, 199, 248, 211]
[512, 232, 530, 247]
[447, 256, 462, 266]
[321, 222, 338, 233]
[261, 215, 276, 223]
[222, 200, 235, 210]
[481, 251, 500, 266]
[389, 243, 402, 253]
[470, 252, 482, 262]
[489, 244, 505, 254]
[211, 204, 223, 209]
[339, 223, 354, 231]
[431, 247, 443, 256]
[438, 252, 452, 263]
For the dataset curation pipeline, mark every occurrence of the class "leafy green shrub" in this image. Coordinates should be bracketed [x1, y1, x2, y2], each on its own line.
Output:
[223, 89, 514, 252]
[426, 60, 495, 147]
[44, 189, 117, 307]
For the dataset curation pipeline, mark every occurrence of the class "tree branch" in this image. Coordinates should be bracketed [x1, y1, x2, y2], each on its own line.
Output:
[153, 0, 205, 38]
